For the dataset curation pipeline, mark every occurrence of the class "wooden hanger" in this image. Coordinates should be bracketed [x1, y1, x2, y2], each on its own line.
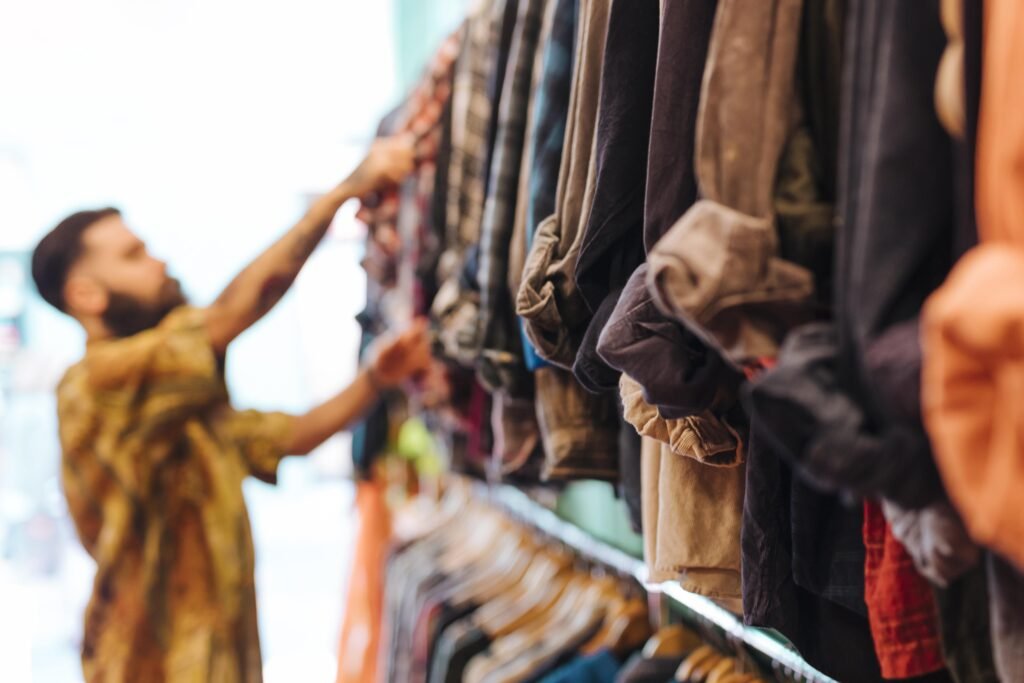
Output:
[493, 546, 584, 636]
[474, 549, 574, 636]
[504, 580, 610, 681]
[486, 571, 590, 658]
[459, 550, 531, 606]
[704, 658, 737, 683]
[493, 572, 612, 663]
[468, 573, 597, 681]
[598, 598, 653, 659]
[642, 624, 704, 659]
[439, 509, 505, 571]
[472, 545, 565, 618]
[717, 674, 761, 683]
[510, 573, 607, 648]
[690, 654, 727, 683]
[449, 531, 536, 605]
[675, 645, 722, 682]
[579, 575, 628, 655]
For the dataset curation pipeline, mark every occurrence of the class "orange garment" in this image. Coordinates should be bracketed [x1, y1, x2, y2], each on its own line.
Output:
[922, 0, 1024, 572]
[336, 480, 392, 683]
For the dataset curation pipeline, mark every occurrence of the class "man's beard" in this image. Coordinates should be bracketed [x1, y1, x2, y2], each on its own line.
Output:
[102, 278, 188, 338]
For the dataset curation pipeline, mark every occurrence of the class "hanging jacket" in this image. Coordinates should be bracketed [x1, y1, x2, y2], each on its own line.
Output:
[646, 0, 815, 366]
[639, 437, 745, 612]
[520, 0, 578, 372]
[533, 365, 619, 481]
[591, 0, 736, 422]
[476, 0, 550, 395]
[746, 0, 952, 510]
[570, 0, 660, 391]
[433, 0, 518, 367]
[596, 264, 741, 421]
[573, 0, 659, 316]
[516, 0, 611, 367]
[643, 0, 720, 252]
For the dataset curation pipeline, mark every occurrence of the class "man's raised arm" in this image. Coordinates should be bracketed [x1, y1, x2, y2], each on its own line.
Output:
[204, 136, 414, 355]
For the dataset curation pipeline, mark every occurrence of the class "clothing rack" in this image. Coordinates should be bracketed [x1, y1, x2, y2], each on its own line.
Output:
[478, 482, 837, 683]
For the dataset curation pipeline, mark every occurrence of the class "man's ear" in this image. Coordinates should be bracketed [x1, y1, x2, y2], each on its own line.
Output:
[64, 274, 109, 317]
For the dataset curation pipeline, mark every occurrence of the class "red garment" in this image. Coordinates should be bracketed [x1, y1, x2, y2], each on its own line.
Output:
[336, 480, 392, 683]
[863, 501, 947, 680]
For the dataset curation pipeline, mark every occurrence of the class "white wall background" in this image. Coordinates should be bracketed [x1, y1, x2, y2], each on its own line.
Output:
[0, 1, 444, 681]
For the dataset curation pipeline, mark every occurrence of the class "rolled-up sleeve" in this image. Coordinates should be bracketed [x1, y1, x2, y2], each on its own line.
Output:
[225, 409, 297, 484]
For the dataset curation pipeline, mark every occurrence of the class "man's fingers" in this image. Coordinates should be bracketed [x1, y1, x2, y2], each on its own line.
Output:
[397, 319, 429, 347]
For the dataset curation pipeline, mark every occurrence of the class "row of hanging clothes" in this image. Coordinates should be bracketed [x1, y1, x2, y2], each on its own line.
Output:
[352, 0, 1024, 681]
[379, 479, 783, 683]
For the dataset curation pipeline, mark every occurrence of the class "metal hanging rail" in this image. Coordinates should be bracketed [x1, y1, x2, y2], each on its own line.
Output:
[481, 482, 837, 683]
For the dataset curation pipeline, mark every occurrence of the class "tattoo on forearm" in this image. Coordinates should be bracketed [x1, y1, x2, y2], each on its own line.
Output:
[213, 219, 330, 322]
[257, 274, 293, 315]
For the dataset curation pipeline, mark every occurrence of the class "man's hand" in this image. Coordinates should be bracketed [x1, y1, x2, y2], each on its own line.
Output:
[204, 135, 417, 355]
[345, 135, 417, 198]
[282, 319, 434, 456]
[368, 319, 433, 389]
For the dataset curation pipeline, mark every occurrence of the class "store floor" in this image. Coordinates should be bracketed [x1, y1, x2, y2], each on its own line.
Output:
[6, 460, 356, 683]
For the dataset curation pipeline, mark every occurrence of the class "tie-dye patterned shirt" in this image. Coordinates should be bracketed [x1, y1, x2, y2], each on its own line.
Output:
[57, 306, 294, 683]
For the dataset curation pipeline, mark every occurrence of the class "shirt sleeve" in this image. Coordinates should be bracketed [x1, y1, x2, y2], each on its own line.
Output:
[224, 409, 297, 484]
[84, 306, 226, 440]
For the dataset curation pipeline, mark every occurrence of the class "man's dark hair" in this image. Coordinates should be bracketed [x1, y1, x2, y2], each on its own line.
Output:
[31, 207, 120, 312]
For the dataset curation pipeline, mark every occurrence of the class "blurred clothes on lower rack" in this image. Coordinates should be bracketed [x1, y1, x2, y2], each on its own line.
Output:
[378, 483, 774, 683]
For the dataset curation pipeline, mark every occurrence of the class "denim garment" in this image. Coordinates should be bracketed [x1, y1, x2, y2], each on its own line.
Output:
[520, 0, 578, 372]
[517, 0, 612, 367]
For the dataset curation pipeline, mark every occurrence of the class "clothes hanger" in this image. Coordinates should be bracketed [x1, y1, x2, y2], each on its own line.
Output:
[717, 674, 761, 683]
[579, 568, 650, 655]
[596, 598, 652, 659]
[448, 527, 536, 603]
[675, 645, 722, 682]
[480, 569, 610, 678]
[578, 573, 628, 650]
[485, 535, 577, 621]
[438, 508, 505, 572]
[704, 658, 738, 683]
[484, 579, 611, 683]
[642, 624, 704, 659]
[493, 570, 599, 654]
[473, 546, 574, 636]
[461, 579, 589, 683]
[436, 512, 507, 576]
[483, 567, 575, 638]
[689, 654, 728, 683]
[449, 536, 535, 607]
